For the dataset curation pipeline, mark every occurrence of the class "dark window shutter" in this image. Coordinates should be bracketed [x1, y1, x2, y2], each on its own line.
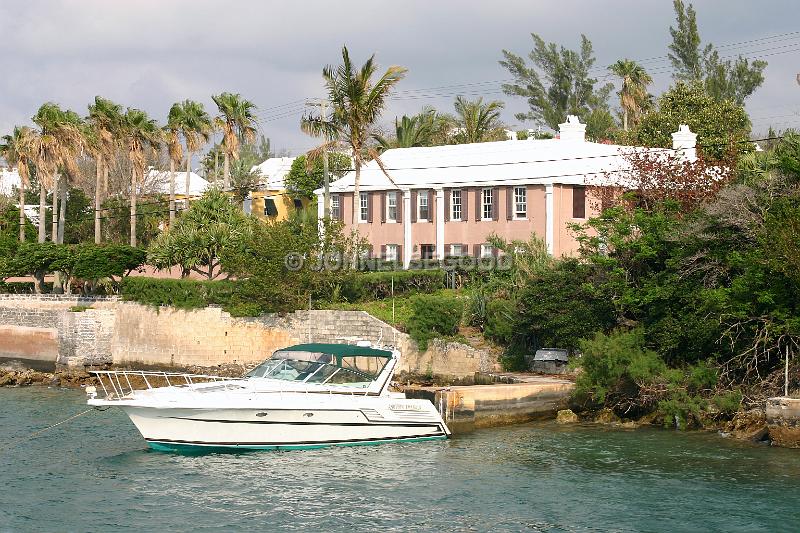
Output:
[380, 192, 386, 223]
[573, 186, 586, 219]
[527, 185, 536, 221]
[397, 245, 403, 264]
[429, 189, 435, 223]
[462, 243, 468, 256]
[492, 187, 500, 220]
[367, 192, 374, 223]
[411, 191, 417, 223]
[475, 188, 481, 221]
[473, 243, 480, 257]
[506, 186, 513, 220]
[380, 244, 386, 259]
[444, 243, 451, 257]
[444, 189, 450, 222]
[397, 192, 403, 223]
[462, 190, 468, 222]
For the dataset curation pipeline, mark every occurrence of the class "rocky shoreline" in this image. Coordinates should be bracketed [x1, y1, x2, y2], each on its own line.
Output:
[556, 407, 773, 444]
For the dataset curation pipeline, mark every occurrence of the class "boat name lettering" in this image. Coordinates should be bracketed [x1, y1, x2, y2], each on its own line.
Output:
[389, 403, 425, 411]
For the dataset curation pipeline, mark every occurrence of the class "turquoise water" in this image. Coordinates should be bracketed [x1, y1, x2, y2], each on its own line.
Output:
[2, 388, 800, 532]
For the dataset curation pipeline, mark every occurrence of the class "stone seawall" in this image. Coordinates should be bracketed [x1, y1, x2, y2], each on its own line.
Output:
[0, 295, 496, 377]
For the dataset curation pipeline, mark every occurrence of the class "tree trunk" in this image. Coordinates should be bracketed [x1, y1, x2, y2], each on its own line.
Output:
[18, 180, 25, 242]
[223, 151, 230, 191]
[623, 108, 629, 131]
[130, 169, 137, 247]
[38, 182, 46, 243]
[51, 176, 58, 242]
[57, 178, 66, 244]
[32, 270, 44, 294]
[169, 158, 176, 226]
[94, 157, 103, 244]
[102, 164, 110, 240]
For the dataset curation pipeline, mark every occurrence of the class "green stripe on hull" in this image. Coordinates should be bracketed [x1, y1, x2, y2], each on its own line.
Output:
[147, 435, 447, 453]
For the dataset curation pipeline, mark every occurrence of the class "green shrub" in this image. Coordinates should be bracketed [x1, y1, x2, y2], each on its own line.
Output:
[711, 390, 742, 416]
[339, 270, 443, 302]
[72, 244, 146, 280]
[0, 281, 54, 294]
[658, 390, 707, 430]
[484, 298, 516, 344]
[574, 329, 666, 406]
[407, 293, 465, 350]
[69, 305, 92, 312]
[121, 277, 237, 310]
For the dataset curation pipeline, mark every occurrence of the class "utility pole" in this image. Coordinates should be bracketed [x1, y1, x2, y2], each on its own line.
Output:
[307, 98, 331, 218]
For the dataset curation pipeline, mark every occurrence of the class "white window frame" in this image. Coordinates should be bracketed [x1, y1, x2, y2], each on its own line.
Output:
[480, 243, 494, 258]
[330, 195, 340, 219]
[514, 186, 527, 219]
[359, 192, 368, 223]
[450, 189, 462, 221]
[449, 244, 463, 257]
[385, 244, 398, 261]
[481, 188, 493, 220]
[386, 191, 397, 223]
[417, 191, 429, 221]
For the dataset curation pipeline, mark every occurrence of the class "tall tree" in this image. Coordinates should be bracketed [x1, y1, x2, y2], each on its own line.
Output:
[165, 104, 184, 225]
[171, 100, 213, 202]
[32, 103, 84, 244]
[121, 108, 162, 247]
[668, 0, 766, 104]
[500, 34, 614, 139]
[608, 59, 653, 131]
[86, 96, 123, 243]
[301, 45, 406, 224]
[212, 93, 257, 191]
[0, 126, 35, 241]
[451, 96, 506, 144]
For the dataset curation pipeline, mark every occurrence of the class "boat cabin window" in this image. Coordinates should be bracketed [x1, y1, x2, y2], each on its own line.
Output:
[245, 349, 391, 387]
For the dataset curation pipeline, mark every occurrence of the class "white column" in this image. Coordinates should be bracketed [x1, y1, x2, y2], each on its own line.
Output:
[316, 194, 325, 237]
[435, 188, 445, 260]
[402, 190, 412, 269]
[545, 183, 554, 256]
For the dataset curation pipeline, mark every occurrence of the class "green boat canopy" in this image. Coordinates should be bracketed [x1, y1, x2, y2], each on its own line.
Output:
[278, 343, 394, 359]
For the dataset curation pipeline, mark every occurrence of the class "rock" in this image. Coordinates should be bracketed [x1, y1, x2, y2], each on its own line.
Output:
[726, 409, 769, 442]
[556, 409, 579, 424]
[620, 421, 639, 429]
[0, 372, 15, 386]
[636, 411, 663, 426]
[594, 408, 621, 425]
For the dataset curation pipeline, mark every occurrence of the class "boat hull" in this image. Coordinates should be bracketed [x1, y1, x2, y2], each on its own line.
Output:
[121, 404, 449, 451]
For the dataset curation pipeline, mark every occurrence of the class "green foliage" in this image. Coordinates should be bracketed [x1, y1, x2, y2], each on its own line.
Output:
[72, 244, 146, 280]
[516, 259, 617, 353]
[120, 276, 237, 311]
[574, 329, 666, 406]
[62, 188, 94, 244]
[631, 82, 751, 161]
[69, 305, 92, 312]
[147, 189, 250, 280]
[101, 195, 167, 247]
[500, 34, 614, 139]
[284, 152, 351, 199]
[484, 299, 516, 345]
[407, 293, 465, 350]
[338, 270, 443, 302]
[711, 390, 742, 416]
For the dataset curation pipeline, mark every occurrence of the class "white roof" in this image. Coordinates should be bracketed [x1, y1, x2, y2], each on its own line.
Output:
[316, 138, 676, 194]
[146, 169, 210, 196]
[0, 167, 22, 196]
[251, 156, 296, 190]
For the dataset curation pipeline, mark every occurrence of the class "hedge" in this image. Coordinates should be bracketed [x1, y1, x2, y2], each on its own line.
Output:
[339, 269, 444, 302]
[120, 277, 237, 310]
[0, 281, 54, 294]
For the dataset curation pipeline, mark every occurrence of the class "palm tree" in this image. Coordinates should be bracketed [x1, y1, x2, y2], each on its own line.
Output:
[302, 46, 406, 224]
[87, 97, 123, 243]
[212, 93, 257, 191]
[165, 105, 184, 225]
[373, 110, 438, 151]
[0, 127, 35, 241]
[121, 108, 162, 247]
[170, 100, 212, 205]
[608, 59, 653, 131]
[452, 96, 505, 144]
[32, 103, 84, 244]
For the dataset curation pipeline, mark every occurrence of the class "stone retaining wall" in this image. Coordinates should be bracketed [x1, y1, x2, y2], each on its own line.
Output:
[0, 296, 496, 377]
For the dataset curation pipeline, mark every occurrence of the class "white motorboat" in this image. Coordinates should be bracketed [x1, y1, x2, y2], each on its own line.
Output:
[87, 343, 450, 451]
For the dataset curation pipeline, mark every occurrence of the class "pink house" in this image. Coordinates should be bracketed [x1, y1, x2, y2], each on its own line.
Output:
[315, 117, 697, 267]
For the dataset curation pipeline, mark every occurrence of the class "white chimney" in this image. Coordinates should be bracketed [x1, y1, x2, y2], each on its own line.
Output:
[671, 124, 697, 161]
[558, 115, 586, 142]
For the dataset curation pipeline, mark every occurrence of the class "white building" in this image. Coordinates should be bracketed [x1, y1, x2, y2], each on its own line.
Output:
[146, 169, 211, 198]
[251, 156, 296, 190]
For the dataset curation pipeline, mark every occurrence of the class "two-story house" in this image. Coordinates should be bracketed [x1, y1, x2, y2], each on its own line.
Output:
[315, 116, 698, 267]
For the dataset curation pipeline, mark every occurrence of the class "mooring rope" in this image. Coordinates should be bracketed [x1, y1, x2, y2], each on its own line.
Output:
[0, 407, 96, 455]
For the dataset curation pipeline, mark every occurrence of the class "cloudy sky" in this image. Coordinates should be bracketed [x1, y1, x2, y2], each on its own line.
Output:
[1, 0, 798, 157]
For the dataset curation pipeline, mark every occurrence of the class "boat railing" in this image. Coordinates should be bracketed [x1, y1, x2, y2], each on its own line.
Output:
[89, 370, 242, 401]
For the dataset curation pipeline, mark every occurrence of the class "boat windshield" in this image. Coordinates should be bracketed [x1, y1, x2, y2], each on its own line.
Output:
[246, 349, 389, 387]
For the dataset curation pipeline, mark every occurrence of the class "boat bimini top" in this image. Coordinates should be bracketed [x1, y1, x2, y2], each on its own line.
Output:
[245, 343, 398, 394]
